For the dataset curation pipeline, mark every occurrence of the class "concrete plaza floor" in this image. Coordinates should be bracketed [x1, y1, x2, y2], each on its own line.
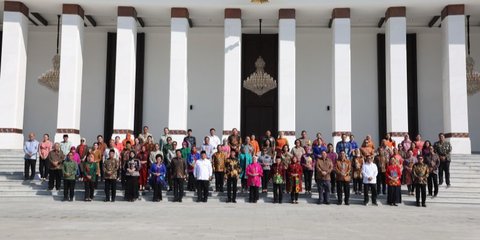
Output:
[0, 199, 479, 240]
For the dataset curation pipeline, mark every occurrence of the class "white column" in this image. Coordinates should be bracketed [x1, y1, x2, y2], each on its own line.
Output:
[112, 7, 137, 140]
[0, 1, 29, 149]
[441, 5, 471, 154]
[222, 9, 242, 141]
[385, 7, 409, 144]
[168, 8, 189, 145]
[331, 8, 352, 146]
[54, 4, 84, 145]
[278, 9, 296, 145]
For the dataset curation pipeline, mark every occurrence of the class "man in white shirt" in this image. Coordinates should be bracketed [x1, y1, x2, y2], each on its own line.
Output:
[201, 136, 214, 159]
[194, 151, 213, 202]
[103, 139, 120, 162]
[208, 128, 221, 153]
[361, 155, 378, 206]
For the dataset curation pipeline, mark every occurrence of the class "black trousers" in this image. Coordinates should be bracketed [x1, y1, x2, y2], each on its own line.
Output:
[24, 159, 36, 179]
[415, 184, 427, 205]
[125, 176, 139, 201]
[316, 180, 331, 203]
[241, 178, 248, 191]
[262, 170, 270, 191]
[290, 192, 299, 202]
[353, 178, 363, 193]
[196, 180, 209, 202]
[376, 172, 386, 194]
[273, 183, 283, 203]
[104, 179, 117, 201]
[336, 181, 350, 204]
[173, 178, 184, 201]
[39, 158, 49, 179]
[152, 181, 163, 201]
[364, 183, 377, 204]
[214, 172, 225, 192]
[63, 179, 75, 200]
[427, 173, 439, 196]
[48, 169, 62, 190]
[439, 161, 450, 185]
[330, 172, 336, 193]
[303, 170, 313, 191]
[84, 181, 95, 200]
[249, 186, 259, 203]
[99, 160, 104, 181]
[187, 173, 196, 191]
[226, 178, 237, 201]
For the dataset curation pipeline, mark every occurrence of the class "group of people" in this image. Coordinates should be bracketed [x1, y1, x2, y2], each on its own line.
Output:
[22, 126, 453, 207]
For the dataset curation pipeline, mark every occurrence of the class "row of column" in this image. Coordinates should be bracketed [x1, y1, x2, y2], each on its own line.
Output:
[0, 1, 472, 154]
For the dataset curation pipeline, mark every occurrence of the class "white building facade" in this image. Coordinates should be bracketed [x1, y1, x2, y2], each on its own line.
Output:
[0, 0, 479, 154]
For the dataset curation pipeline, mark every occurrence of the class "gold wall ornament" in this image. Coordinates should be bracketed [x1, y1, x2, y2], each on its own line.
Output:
[467, 55, 480, 95]
[251, 0, 269, 3]
[243, 56, 277, 96]
[38, 54, 60, 91]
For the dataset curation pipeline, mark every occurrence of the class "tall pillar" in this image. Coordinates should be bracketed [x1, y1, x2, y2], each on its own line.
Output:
[278, 9, 296, 145]
[331, 8, 352, 146]
[54, 4, 85, 145]
[385, 7, 409, 144]
[112, 7, 137, 140]
[168, 8, 189, 145]
[441, 5, 471, 154]
[222, 9, 242, 141]
[0, 1, 29, 149]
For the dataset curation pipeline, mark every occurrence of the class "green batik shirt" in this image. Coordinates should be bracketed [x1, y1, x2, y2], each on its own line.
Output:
[63, 160, 78, 180]
[434, 141, 452, 161]
[82, 161, 97, 182]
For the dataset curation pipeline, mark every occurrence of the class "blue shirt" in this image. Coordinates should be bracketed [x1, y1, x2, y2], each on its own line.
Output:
[150, 163, 167, 186]
[24, 139, 39, 160]
[336, 141, 351, 157]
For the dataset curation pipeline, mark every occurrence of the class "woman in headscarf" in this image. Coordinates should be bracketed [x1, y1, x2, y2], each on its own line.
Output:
[287, 156, 303, 204]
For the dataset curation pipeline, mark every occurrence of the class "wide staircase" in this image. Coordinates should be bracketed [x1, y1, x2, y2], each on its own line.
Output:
[1, 149, 479, 205]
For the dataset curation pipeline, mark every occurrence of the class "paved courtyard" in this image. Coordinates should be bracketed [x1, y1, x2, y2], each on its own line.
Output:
[1, 199, 479, 240]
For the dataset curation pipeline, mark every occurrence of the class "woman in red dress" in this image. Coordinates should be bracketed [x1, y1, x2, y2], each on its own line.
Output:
[386, 157, 402, 206]
[137, 145, 149, 191]
[287, 156, 303, 204]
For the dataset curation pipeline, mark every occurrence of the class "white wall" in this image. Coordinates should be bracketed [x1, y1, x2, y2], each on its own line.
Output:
[17, 26, 480, 152]
[23, 30, 106, 145]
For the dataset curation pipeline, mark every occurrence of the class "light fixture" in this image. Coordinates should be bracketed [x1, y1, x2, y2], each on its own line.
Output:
[243, 19, 277, 96]
[38, 15, 61, 91]
[466, 15, 480, 95]
[251, 0, 269, 4]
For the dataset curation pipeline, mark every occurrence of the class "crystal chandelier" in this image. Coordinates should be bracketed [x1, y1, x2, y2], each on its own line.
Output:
[38, 15, 61, 91]
[243, 56, 277, 96]
[251, 0, 269, 3]
[466, 15, 480, 95]
[243, 19, 277, 96]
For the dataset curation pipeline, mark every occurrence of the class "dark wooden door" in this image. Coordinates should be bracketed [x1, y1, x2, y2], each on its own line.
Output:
[241, 34, 278, 140]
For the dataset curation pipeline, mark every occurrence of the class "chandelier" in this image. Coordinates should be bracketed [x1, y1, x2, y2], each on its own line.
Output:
[466, 15, 480, 95]
[243, 56, 277, 96]
[251, 0, 269, 3]
[38, 15, 61, 91]
[243, 19, 277, 96]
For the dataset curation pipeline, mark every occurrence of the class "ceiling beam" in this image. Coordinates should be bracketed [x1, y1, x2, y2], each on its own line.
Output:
[27, 16, 39, 26]
[428, 15, 440, 28]
[377, 17, 385, 28]
[85, 15, 97, 27]
[31, 12, 48, 26]
[136, 17, 145, 27]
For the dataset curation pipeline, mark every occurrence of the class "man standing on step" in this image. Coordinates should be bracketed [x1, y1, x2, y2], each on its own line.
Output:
[104, 149, 120, 202]
[194, 151, 213, 202]
[47, 143, 64, 190]
[434, 133, 452, 187]
[413, 156, 429, 207]
[362, 155, 378, 206]
[170, 150, 187, 202]
[62, 152, 78, 201]
[23, 132, 39, 180]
